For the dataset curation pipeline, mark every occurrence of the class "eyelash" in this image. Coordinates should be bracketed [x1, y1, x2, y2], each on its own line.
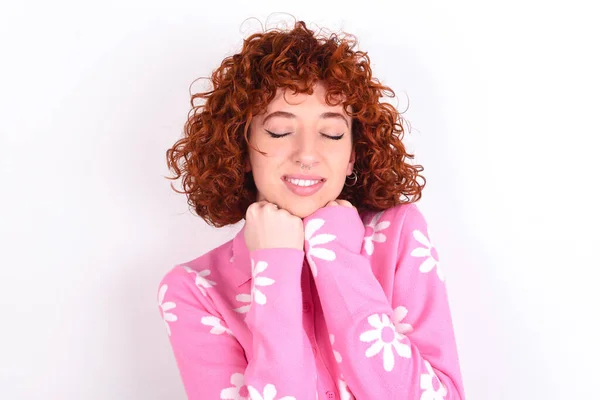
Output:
[265, 130, 344, 140]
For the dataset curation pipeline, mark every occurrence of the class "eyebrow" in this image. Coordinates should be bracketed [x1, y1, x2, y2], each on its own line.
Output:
[262, 111, 350, 128]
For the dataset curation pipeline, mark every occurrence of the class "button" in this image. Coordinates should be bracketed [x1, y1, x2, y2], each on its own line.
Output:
[302, 302, 312, 313]
[325, 391, 335, 399]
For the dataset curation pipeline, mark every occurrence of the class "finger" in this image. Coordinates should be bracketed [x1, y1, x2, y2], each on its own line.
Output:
[337, 200, 354, 208]
[326, 200, 339, 207]
[247, 201, 265, 213]
[264, 202, 280, 211]
[256, 200, 276, 209]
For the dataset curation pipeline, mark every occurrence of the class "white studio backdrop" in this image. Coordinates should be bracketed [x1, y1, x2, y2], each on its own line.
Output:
[1, 0, 598, 399]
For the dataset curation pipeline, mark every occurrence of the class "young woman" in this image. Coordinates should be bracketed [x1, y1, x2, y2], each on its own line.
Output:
[158, 20, 465, 400]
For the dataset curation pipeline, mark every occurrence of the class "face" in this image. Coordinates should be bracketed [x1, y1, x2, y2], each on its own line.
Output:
[246, 82, 355, 218]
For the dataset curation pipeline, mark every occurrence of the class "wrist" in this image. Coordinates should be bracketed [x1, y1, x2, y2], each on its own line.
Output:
[303, 206, 365, 253]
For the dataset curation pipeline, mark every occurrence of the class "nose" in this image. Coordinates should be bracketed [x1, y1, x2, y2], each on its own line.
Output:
[293, 132, 320, 168]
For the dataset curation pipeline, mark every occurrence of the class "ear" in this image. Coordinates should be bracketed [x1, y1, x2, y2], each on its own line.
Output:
[346, 149, 356, 175]
[244, 157, 252, 173]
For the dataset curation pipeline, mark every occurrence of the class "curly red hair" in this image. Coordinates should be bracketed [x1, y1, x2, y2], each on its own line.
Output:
[166, 20, 425, 227]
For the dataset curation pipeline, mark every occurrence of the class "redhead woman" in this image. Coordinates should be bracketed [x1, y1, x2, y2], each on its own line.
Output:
[158, 20, 465, 400]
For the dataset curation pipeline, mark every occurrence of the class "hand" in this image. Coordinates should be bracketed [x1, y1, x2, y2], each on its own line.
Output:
[244, 201, 305, 252]
[325, 199, 355, 208]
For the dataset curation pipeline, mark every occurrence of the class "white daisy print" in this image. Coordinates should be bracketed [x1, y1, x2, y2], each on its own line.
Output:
[338, 378, 355, 400]
[330, 334, 342, 363]
[234, 292, 252, 314]
[158, 284, 177, 336]
[359, 313, 411, 372]
[363, 211, 391, 255]
[251, 259, 275, 305]
[305, 218, 336, 277]
[201, 315, 233, 335]
[393, 306, 414, 336]
[420, 360, 448, 400]
[410, 229, 445, 282]
[247, 383, 296, 400]
[182, 265, 217, 296]
[220, 372, 248, 400]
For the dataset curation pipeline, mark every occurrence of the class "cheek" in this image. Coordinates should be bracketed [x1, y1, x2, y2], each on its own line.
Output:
[248, 151, 284, 183]
[333, 152, 353, 174]
[261, 141, 288, 157]
[251, 146, 288, 172]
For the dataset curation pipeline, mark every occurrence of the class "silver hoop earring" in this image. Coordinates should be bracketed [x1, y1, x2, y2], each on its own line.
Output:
[345, 170, 358, 187]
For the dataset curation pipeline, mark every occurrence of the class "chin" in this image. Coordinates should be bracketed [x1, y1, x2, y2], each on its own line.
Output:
[287, 207, 316, 219]
[285, 202, 322, 219]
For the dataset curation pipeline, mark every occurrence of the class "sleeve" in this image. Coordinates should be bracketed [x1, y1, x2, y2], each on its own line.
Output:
[157, 248, 317, 400]
[303, 205, 465, 399]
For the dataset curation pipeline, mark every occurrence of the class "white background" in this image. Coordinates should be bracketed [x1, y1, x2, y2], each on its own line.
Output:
[1, 0, 598, 399]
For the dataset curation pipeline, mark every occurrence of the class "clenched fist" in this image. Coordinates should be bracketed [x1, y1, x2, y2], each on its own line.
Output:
[244, 201, 305, 252]
[324, 199, 355, 208]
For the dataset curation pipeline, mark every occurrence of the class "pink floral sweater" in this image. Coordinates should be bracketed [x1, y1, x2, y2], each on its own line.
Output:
[158, 203, 465, 399]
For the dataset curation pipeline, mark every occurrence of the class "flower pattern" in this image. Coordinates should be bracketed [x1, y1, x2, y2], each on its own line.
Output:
[305, 218, 336, 276]
[158, 205, 463, 398]
[338, 378, 355, 400]
[410, 229, 445, 282]
[330, 334, 342, 363]
[359, 313, 411, 372]
[220, 372, 248, 400]
[420, 360, 448, 399]
[392, 306, 414, 335]
[251, 259, 275, 305]
[363, 211, 391, 255]
[234, 292, 252, 314]
[158, 284, 177, 336]
[201, 315, 233, 335]
[247, 383, 296, 400]
[183, 265, 217, 296]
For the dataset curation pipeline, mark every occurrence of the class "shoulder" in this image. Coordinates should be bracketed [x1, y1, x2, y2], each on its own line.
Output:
[157, 238, 235, 308]
[360, 202, 429, 236]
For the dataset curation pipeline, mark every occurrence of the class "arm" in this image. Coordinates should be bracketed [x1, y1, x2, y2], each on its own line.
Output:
[158, 248, 316, 400]
[303, 205, 465, 399]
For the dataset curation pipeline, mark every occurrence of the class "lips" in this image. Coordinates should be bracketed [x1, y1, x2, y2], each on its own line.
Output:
[283, 174, 325, 181]
[281, 175, 326, 197]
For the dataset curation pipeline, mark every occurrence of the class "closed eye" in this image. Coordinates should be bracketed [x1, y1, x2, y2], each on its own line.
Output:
[265, 130, 291, 138]
[321, 133, 344, 140]
[265, 130, 345, 140]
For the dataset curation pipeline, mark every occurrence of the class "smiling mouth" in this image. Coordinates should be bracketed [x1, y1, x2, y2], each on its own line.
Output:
[284, 177, 324, 187]
[281, 176, 326, 197]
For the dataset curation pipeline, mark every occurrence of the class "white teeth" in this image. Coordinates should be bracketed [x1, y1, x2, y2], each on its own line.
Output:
[285, 178, 321, 187]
